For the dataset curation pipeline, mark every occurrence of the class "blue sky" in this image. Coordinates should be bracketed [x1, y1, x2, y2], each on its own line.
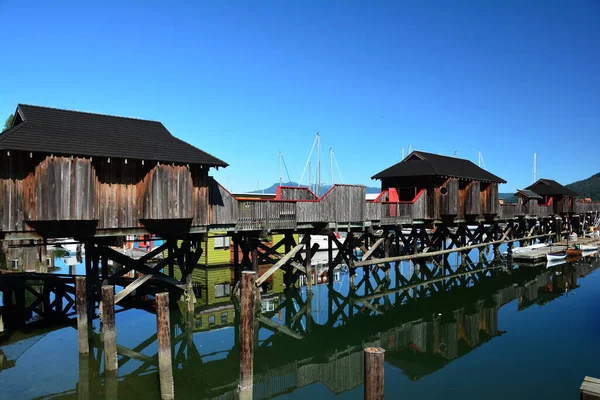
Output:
[1, 1, 599, 193]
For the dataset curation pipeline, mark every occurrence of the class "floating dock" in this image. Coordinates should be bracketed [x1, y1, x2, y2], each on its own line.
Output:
[512, 245, 567, 262]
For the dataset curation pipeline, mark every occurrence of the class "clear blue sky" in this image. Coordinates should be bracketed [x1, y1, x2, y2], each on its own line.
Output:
[1, 1, 599, 193]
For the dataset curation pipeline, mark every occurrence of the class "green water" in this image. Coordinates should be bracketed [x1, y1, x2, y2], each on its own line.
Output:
[1, 250, 600, 399]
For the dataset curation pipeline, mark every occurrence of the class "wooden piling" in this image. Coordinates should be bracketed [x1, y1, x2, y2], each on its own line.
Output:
[305, 235, 312, 295]
[156, 292, 174, 400]
[239, 271, 256, 395]
[75, 276, 89, 354]
[77, 353, 90, 400]
[101, 285, 117, 372]
[364, 347, 385, 400]
[580, 376, 600, 399]
[105, 370, 118, 400]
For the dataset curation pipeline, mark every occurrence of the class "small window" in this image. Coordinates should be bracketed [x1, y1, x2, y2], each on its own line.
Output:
[214, 283, 231, 298]
[221, 312, 228, 324]
[214, 236, 231, 249]
[195, 318, 202, 328]
[440, 187, 448, 196]
[261, 300, 275, 312]
[208, 315, 215, 325]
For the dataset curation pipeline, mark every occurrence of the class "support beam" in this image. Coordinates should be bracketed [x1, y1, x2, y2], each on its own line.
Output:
[255, 244, 304, 286]
[114, 274, 153, 304]
[361, 237, 385, 261]
[352, 231, 560, 268]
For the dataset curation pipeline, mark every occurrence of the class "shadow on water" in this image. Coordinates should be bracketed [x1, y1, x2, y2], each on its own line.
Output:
[1, 250, 600, 399]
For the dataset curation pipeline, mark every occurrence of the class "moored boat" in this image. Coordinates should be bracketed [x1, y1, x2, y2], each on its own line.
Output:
[566, 248, 583, 256]
[580, 244, 598, 251]
[546, 251, 567, 261]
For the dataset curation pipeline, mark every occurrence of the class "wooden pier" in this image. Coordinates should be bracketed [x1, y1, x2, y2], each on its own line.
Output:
[1, 103, 600, 396]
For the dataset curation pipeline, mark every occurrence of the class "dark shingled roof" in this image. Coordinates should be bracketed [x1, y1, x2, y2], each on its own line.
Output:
[525, 179, 578, 197]
[0, 104, 228, 167]
[515, 189, 543, 200]
[371, 151, 506, 183]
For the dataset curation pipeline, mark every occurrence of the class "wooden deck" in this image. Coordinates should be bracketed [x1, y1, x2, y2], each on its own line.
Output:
[512, 245, 567, 262]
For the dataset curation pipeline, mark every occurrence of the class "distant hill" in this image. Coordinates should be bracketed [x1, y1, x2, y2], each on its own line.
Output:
[566, 172, 600, 201]
[250, 182, 381, 195]
[499, 192, 518, 203]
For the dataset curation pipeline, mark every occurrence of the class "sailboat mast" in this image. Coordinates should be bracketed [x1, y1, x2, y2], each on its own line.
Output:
[279, 151, 282, 187]
[330, 147, 334, 186]
[316, 133, 321, 196]
[533, 153, 537, 183]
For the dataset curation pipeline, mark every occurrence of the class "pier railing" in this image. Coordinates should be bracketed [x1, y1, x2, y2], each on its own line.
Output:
[378, 189, 428, 225]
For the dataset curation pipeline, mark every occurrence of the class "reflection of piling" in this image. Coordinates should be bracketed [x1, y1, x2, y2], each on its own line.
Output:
[364, 347, 385, 400]
[156, 292, 174, 400]
[76, 277, 89, 354]
[101, 285, 117, 372]
[77, 353, 90, 400]
[239, 271, 256, 397]
[105, 370, 118, 400]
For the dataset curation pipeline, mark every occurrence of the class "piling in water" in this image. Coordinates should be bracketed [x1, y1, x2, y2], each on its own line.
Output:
[239, 271, 256, 395]
[76, 277, 89, 354]
[156, 292, 174, 400]
[77, 353, 90, 400]
[105, 370, 118, 399]
[101, 285, 117, 372]
[364, 347, 385, 400]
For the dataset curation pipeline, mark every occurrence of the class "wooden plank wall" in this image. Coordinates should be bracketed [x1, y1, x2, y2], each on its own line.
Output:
[0, 153, 211, 232]
[440, 178, 459, 216]
[465, 181, 481, 216]
[277, 187, 318, 201]
[208, 178, 239, 225]
[481, 183, 498, 215]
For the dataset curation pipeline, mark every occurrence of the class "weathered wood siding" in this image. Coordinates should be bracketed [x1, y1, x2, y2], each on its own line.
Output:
[481, 183, 498, 215]
[464, 181, 481, 216]
[575, 202, 600, 213]
[0, 153, 211, 233]
[209, 178, 239, 225]
[440, 178, 459, 216]
[296, 185, 366, 224]
[277, 187, 318, 201]
[365, 202, 382, 221]
[236, 201, 297, 231]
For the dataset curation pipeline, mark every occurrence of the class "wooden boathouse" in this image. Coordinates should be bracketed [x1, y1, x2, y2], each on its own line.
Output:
[371, 151, 506, 222]
[0, 104, 228, 237]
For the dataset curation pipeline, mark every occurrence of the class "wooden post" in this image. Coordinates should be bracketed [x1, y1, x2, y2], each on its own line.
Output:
[84, 244, 94, 324]
[76, 277, 89, 354]
[101, 285, 117, 372]
[364, 347, 385, 400]
[77, 353, 90, 400]
[305, 235, 313, 333]
[239, 271, 256, 396]
[328, 232, 334, 284]
[105, 370, 118, 400]
[251, 239, 258, 273]
[580, 376, 600, 399]
[156, 292, 174, 400]
[305, 235, 312, 294]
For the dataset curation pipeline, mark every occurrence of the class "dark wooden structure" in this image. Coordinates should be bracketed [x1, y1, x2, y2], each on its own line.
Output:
[523, 178, 579, 215]
[371, 151, 506, 222]
[1, 104, 600, 332]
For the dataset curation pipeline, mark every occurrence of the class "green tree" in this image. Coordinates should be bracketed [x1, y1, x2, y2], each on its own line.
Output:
[3, 113, 14, 130]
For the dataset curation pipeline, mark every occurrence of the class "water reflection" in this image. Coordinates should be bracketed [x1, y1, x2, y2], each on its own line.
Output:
[1, 252, 599, 399]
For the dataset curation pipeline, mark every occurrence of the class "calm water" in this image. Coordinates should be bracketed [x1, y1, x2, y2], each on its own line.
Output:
[1, 247, 600, 399]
